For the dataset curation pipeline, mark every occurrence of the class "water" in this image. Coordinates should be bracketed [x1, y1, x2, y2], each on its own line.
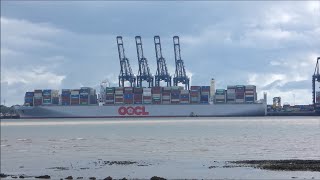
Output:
[1, 117, 320, 179]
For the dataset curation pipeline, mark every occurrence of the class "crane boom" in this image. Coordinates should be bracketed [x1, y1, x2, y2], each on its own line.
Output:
[173, 36, 189, 90]
[312, 57, 320, 112]
[117, 36, 136, 87]
[135, 36, 153, 87]
[154, 36, 171, 86]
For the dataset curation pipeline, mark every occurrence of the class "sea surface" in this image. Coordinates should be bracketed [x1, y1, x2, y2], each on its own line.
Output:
[1, 116, 320, 179]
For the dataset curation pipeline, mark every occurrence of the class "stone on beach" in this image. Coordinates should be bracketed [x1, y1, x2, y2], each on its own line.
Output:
[35, 175, 51, 179]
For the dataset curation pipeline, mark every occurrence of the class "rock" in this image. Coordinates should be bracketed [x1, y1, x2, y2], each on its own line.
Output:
[121, 178, 127, 180]
[150, 176, 166, 180]
[0, 173, 8, 178]
[104, 176, 113, 180]
[89, 177, 96, 180]
[19, 175, 25, 178]
[11, 176, 18, 178]
[208, 166, 217, 169]
[76, 177, 83, 179]
[65, 176, 73, 179]
[35, 175, 51, 179]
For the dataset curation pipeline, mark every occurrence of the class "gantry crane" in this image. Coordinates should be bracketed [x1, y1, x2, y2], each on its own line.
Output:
[135, 36, 154, 87]
[154, 36, 171, 87]
[117, 36, 136, 87]
[173, 36, 190, 90]
[312, 57, 320, 112]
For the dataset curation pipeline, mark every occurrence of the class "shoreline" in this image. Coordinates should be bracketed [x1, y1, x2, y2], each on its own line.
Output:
[1, 160, 319, 179]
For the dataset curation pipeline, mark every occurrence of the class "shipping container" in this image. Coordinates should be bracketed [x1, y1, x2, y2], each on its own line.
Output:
[216, 89, 225, 95]
[33, 97, 43, 106]
[106, 87, 115, 94]
[25, 92, 34, 97]
[133, 87, 143, 94]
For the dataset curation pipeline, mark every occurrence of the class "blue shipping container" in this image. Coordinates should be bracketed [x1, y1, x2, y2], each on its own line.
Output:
[80, 94, 89, 98]
[71, 95, 79, 98]
[180, 95, 189, 98]
[25, 92, 34, 97]
[245, 97, 254, 101]
[42, 89, 52, 95]
[25, 98, 33, 103]
[124, 94, 134, 99]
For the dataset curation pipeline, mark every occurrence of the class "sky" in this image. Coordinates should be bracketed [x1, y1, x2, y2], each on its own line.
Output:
[1, 1, 320, 106]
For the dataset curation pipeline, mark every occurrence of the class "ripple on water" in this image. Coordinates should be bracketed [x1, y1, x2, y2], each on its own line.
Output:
[1, 144, 11, 147]
[16, 138, 32, 143]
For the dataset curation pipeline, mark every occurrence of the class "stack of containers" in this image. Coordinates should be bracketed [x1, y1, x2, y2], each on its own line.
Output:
[316, 92, 320, 103]
[152, 87, 162, 104]
[51, 90, 59, 105]
[245, 85, 256, 103]
[89, 89, 97, 105]
[115, 87, 124, 104]
[61, 89, 71, 105]
[24, 92, 34, 106]
[190, 86, 201, 104]
[227, 86, 236, 103]
[143, 88, 152, 104]
[33, 90, 43, 106]
[215, 89, 226, 103]
[124, 87, 134, 104]
[162, 87, 171, 104]
[133, 87, 143, 104]
[171, 86, 180, 104]
[180, 89, 190, 104]
[200, 86, 210, 103]
[105, 87, 115, 105]
[235, 85, 245, 103]
[70, 89, 80, 105]
[42, 89, 52, 105]
[79, 87, 90, 105]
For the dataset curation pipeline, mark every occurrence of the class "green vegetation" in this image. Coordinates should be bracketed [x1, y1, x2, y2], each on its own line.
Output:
[0, 105, 15, 114]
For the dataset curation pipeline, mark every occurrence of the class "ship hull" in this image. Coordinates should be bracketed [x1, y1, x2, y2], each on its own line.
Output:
[14, 103, 267, 118]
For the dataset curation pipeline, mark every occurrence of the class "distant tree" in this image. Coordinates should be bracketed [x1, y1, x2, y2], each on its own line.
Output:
[0, 105, 14, 114]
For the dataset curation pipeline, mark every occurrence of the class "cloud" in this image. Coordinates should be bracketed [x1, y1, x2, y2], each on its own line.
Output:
[1, 1, 320, 106]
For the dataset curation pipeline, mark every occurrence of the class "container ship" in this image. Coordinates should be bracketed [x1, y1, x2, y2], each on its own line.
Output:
[14, 36, 267, 118]
[15, 84, 267, 118]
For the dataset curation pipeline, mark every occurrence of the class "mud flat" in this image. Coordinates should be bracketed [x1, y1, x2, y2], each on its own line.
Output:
[230, 160, 320, 172]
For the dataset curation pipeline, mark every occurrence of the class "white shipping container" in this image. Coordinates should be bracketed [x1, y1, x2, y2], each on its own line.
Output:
[181, 90, 189, 94]
[235, 99, 245, 103]
[71, 91, 79, 95]
[245, 85, 256, 89]
[34, 92, 42, 96]
[245, 95, 255, 97]
[215, 95, 226, 99]
[245, 90, 255, 93]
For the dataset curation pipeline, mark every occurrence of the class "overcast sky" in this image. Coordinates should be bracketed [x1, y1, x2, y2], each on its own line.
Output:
[1, 1, 320, 106]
